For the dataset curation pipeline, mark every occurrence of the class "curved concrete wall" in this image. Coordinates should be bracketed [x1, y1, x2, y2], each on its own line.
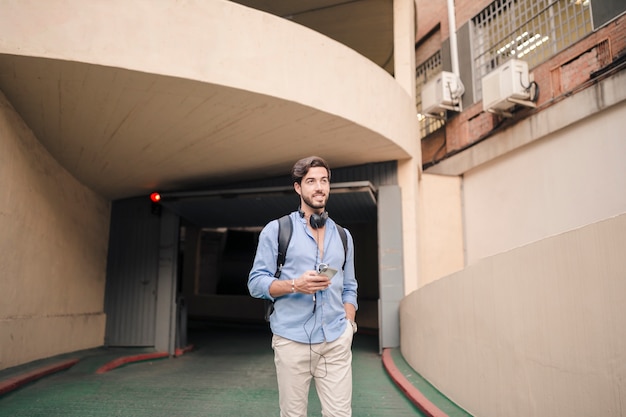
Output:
[401, 213, 626, 417]
[0, 91, 109, 370]
[0, 0, 416, 157]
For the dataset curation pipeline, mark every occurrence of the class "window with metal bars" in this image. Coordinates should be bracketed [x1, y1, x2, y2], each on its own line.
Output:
[472, 0, 593, 100]
[416, 51, 445, 138]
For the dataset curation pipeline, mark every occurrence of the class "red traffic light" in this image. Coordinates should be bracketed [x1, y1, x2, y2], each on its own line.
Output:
[150, 192, 161, 203]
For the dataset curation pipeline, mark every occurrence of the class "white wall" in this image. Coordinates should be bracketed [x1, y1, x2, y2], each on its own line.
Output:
[418, 173, 464, 286]
[463, 100, 626, 264]
[0, 91, 109, 370]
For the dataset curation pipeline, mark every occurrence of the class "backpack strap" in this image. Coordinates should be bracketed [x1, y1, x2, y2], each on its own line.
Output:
[274, 215, 293, 278]
[336, 224, 348, 270]
[265, 215, 292, 322]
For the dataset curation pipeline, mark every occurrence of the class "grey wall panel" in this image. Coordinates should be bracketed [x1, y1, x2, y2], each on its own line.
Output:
[377, 185, 404, 349]
[591, 0, 626, 29]
[457, 22, 475, 107]
[154, 208, 180, 354]
[442, 22, 475, 108]
[104, 197, 161, 347]
[332, 161, 398, 186]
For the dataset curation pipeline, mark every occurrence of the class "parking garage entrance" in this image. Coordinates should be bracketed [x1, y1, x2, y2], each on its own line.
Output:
[104, 171, 403, 354]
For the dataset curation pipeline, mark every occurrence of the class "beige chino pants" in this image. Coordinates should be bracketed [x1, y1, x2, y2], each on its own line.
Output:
[272, 323, 354, 417]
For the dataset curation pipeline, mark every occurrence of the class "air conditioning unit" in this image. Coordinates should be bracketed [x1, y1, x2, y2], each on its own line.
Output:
[421, 71, 461, 115]
[482, 59, 535, 114]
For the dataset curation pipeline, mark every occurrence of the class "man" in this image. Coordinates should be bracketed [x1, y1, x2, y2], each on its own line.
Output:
[248, 156, 358, 417]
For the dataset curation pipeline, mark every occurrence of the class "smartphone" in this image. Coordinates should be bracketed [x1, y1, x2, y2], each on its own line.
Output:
[318, 265, 338, 279]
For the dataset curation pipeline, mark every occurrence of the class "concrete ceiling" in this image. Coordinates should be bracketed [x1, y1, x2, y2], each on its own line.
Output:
[232, 0, 395, 73]
[0, 0, 398, 202]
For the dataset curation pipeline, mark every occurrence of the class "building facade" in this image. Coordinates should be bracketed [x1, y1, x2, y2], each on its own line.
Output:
[408, 0, 626, 416]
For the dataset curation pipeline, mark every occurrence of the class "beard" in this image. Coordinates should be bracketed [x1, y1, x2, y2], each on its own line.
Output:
[302, 193, 328, 211]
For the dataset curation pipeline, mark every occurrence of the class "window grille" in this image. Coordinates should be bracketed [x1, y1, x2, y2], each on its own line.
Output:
[416, 51, 445, 138]
[472, 0, 592, 100]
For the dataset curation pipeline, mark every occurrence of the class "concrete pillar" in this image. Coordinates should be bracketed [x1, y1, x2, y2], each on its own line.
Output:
[394, 0, 421, 293]
[393, 0, 416, 103]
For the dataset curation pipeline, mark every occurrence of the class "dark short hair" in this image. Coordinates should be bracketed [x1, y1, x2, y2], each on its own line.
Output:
[291, 156, 331, 184]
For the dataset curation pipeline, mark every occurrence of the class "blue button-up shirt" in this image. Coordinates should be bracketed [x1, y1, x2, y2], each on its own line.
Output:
[248, 211, 358, 344]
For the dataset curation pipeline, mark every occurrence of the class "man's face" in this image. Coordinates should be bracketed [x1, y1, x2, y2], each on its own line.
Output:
[295, 166, 330, 210]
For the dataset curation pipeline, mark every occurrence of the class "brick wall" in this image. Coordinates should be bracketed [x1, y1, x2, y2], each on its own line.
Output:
[533, 17, 626, 104]
[415, 0, 447, 65]
[453, 0, 491, 29]
[416, 0, 448, 41]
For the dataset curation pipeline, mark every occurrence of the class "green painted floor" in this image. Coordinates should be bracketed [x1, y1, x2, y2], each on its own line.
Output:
[0, 322, 425, 417]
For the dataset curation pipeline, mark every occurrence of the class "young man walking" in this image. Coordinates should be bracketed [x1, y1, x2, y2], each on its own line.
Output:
[248, 156, 358, 417]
